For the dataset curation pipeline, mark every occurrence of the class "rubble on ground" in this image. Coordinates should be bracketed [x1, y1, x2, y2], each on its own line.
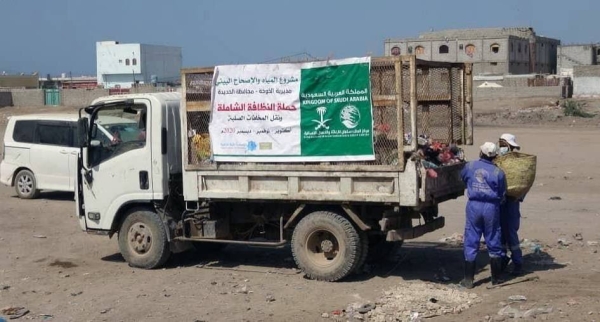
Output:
[439, 233, 464, 246]
[340, 282, 480, 321]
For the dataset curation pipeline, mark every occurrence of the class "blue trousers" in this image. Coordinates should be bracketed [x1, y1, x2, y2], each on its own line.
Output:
[464, 200, 503, 262]
[501, 199, 523, 264]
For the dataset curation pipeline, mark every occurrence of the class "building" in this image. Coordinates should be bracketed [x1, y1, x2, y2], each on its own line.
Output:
[39, 74, 98, 89]
[0, 74, 39, 89]
[96, 41, 182, 89]
[557, 44, 600, 77]
[384, 27, 560, 76]
[573, 65, 600, 97]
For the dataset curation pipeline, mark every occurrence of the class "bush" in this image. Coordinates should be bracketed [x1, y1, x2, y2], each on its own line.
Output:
[562, 100, 595, 118]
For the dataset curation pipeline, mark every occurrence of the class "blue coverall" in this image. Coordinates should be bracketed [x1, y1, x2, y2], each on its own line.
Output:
[461, 159, 507, 262]
[501, 197, 523, 265]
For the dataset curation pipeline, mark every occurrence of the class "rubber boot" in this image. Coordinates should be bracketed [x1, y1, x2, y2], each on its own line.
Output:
[501, 256, 510, 272]
[511, 263, 523, 276]
[490, 257, 505, 285]
[459, 261, 476, 289]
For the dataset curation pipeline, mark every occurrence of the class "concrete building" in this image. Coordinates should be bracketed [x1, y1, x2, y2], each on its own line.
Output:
[384, 27, 560, 76]
[0, 75, 39, 89]
[96, 41, 182, 89]
[557, 44, 600, 77]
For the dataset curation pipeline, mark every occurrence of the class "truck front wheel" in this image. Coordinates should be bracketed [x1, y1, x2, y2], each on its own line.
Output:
[291, 211, 361, 282]
[118, 209, 171, 269]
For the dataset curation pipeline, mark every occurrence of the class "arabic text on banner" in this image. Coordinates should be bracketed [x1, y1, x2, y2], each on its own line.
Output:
[208, 57, 375, 162]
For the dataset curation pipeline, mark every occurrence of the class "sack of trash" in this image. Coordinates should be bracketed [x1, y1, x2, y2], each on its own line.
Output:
[494, 152, 537, 199]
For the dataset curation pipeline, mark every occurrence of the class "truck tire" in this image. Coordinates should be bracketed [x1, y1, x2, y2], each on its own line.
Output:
[15, 169, 40, 199]
[367, 235, 403, 263]
[353, 231, 369, 274]
[291, 211, 361, 282]
[118, 209, 171, 269]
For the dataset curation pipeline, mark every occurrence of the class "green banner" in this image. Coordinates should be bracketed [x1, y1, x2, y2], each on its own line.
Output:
[300, 61, 374, 158]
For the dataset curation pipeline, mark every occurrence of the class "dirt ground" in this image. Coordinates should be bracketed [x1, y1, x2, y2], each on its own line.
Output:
[1, 99, 599, 322]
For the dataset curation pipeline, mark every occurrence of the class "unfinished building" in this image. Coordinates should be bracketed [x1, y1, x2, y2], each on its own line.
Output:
[384, 27, 560, 76]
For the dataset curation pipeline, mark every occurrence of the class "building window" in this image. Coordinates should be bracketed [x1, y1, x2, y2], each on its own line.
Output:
[408, 46, 413, 54]
[465, 44, 476, 57]
[415, 46, 425, 55]
[490, 62, 498, 66]
[518, 44, 522, 53]
[490, 43, 500, 54]
[596, 48, 600, 56]
[125, 59, 130, 66]
[525, 45, 528, 53]
[132, 58, 137, 66]
[118, 59, 123, 63]
[391, 46, 401, 56]
[439, 45, 449, 54]
[510, 43, 513, 52]
[459, 44, 464, 50]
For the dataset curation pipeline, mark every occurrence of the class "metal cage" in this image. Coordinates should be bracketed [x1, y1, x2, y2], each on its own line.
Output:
[181, 56, 473, 172]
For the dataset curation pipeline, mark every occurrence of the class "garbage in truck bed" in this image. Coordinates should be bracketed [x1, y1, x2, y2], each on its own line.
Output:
[406, 133, 466, 172]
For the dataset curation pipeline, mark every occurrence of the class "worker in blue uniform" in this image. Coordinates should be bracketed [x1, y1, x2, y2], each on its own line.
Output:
[459, 142, 507, 288]
[498, 133, 524, 276]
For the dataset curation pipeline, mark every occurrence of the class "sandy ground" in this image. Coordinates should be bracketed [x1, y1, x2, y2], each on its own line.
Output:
[1, 101, 599, 322]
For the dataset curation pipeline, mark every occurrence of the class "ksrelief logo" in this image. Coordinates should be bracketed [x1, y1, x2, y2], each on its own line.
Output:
[340, 105, 361, 129]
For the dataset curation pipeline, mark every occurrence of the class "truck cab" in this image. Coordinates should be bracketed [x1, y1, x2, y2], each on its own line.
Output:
[75, 93, 182, 233]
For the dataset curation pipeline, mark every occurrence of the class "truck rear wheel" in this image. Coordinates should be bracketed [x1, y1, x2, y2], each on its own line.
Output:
[367, 235, 403, 263]
[118, 209, 171, 269]
[353, 231, 369, 274]
[291, 211, 361, 282]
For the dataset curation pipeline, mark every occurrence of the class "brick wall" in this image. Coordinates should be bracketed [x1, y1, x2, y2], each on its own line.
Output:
[474, 86, 562, 100]
[10, 89, 44, 106]
[61, 89, 110, 107]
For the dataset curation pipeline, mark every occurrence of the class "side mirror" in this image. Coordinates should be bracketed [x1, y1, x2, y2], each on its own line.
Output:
[90, 140, 102, 147]
[77, 118, 89, 147]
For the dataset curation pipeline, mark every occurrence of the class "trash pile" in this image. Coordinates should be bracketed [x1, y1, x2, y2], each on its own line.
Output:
[439, 233, 464, 246]
[337, 282, 480, 321]
[406, 134, 466, 170]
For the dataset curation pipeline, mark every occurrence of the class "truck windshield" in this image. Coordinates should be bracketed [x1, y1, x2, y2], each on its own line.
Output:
[89, 105, 147, 166]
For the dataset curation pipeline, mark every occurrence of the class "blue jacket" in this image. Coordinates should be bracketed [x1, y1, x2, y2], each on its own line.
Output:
[461, 159, 507, 204]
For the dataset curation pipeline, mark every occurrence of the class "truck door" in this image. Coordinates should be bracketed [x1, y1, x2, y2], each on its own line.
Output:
[80, 100, 153, 231]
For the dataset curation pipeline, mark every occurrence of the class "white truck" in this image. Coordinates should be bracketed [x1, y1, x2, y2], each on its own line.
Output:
[75, 56, 473, 281]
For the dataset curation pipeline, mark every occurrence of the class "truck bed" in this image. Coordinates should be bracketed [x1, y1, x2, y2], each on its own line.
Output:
[182, 160, 465, 207]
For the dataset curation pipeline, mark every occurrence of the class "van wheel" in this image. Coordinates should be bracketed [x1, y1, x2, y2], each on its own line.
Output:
[118, 209, 171, 269]
[15, 170, 40, 199]
[291, 211, 361, 282]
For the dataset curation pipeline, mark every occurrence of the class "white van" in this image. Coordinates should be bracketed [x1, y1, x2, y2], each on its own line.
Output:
[1, 113, 143, 199]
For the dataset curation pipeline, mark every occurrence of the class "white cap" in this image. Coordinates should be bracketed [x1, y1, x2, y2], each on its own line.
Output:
[480, 142, 498, 157]
[500, 133, 520, 148]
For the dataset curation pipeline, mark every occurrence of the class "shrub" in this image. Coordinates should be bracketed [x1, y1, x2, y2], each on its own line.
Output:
[562, 100, 595, 118]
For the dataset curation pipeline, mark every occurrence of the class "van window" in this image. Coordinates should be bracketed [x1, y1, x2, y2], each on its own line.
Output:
[36, 123, 72, 147]
[12, 120, 36, 143]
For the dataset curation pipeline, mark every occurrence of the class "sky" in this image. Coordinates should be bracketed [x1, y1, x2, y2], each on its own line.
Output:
[1, 0, 597, 76]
